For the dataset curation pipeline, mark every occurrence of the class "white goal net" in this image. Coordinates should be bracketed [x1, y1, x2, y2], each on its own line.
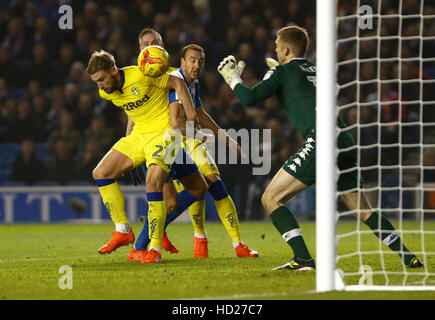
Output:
[332, 0, 435, 290]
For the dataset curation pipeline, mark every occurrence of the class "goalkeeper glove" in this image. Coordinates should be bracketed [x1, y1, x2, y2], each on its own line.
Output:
[217, 55, 245, 90]
[265, 57, 279, 69]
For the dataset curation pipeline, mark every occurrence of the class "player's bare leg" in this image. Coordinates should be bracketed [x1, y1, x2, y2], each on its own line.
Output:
[340, 191, 423, 268]
[261, 168, 308, 215]
[93, 149, 134, 180]
[177, 169, 208, 199]
[93, 149, 136, 254]
[340, 191, 374, 222]
[163, 179, 178, 213]
[262, 168, 315, 270]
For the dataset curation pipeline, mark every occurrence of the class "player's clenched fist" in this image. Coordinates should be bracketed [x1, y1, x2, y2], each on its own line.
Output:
[217, 55, 245, 89]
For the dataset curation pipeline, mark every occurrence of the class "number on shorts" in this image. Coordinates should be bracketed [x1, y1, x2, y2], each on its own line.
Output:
[153, 145, 163, 157]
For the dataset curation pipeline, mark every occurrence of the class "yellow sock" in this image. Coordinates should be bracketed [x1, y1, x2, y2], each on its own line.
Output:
[189, 199, 206, 236]
[98, 181, 129, 224]
[215, 195, 241, 243]
[147, 193, 167, 249]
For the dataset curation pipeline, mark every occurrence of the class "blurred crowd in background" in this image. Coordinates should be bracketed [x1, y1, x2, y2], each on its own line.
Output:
[0, 0, 433, 219]
[336, 0, 435, 212]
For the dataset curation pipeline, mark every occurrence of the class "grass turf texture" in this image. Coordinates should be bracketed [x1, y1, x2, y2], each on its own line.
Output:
[0, 221, 434, 300]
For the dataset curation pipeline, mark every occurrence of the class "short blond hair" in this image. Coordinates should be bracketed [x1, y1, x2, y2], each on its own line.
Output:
[86, 50, 116, 75]
[138, 27, 163, 46]
[277, 26, 309, 57]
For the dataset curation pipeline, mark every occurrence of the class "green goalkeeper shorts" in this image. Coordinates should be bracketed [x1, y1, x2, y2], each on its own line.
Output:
[282, 130, 362, 192]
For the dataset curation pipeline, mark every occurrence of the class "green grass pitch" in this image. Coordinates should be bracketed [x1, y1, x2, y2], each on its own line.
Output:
[0, 221, 434, 300]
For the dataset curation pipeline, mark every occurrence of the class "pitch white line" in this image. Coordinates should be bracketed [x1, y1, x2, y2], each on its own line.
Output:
[0, 255, 100, 263]
[179, 290, 316, 300]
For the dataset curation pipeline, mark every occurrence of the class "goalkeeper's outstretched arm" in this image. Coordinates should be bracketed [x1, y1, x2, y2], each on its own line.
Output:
[233, 81, 276, 106]
[218, 55, 279, 106]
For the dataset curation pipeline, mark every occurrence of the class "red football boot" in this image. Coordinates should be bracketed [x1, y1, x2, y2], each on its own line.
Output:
[98, 229, 135, 254]
[162, 231, 179, 253]
[128, 246, 148, 262]
[141, 248, 163, 264]
[235, 243, 259, 258]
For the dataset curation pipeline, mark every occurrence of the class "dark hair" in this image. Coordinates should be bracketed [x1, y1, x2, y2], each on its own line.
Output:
[181, 44, 205, 59]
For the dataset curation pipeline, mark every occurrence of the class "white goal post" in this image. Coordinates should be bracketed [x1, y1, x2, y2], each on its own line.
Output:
[316, 0, 435, 291]
[316, 0, 337, 292]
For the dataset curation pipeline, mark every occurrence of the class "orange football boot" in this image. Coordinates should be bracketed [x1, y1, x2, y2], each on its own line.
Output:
[162, 231, 179, 253]
[193, 236, 208, 258]
[98, 229, 135, 254]
[128, 246, 148, 262]
[235, 243, 259, 258]
[141, 248, 162, 264]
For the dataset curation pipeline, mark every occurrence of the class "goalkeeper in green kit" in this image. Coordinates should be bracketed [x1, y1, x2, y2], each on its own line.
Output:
[218, 26, 423, 270]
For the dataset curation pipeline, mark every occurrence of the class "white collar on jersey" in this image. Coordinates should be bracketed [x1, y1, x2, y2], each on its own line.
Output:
[284, 57, 307, 64]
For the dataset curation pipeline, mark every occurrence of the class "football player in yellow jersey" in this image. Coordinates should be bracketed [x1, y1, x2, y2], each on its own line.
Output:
[86, 49, 208, 263]
[128, 28, 258, 259]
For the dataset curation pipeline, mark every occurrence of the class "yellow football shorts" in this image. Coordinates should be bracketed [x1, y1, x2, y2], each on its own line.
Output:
[183, 137, 219, 178]
[112, 129, 176, 173]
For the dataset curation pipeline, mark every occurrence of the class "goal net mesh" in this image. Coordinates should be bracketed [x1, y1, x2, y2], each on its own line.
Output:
[335, 0, 435, 288]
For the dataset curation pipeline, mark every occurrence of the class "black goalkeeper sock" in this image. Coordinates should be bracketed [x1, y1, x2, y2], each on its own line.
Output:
[364, 211, 415, 265]
[270, 206, 312, 260]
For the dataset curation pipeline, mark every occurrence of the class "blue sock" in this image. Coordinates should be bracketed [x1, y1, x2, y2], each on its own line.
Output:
[208, 179, 228, 201]
[135, 215, 151, 250]
[94, 179, 115, 187]
[164, 189, 201, 226]
[134, 189, 202, 250]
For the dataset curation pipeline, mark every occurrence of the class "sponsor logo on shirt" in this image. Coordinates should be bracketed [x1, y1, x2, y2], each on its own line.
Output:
[120, 94, 150, 111]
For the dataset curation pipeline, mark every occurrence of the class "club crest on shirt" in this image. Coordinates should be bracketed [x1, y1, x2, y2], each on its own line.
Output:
[263, 69, 275, 80]
[131, 87, 140, 95]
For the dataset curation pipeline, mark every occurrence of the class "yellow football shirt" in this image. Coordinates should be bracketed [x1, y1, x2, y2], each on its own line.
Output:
[99, 66, 170, 133]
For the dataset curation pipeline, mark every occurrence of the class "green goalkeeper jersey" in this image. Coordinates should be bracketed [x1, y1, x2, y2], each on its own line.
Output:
[234, 58, 346, 138]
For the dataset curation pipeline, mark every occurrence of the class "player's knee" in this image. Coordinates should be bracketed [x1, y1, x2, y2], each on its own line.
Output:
[205, 174, 219, 185]
[355, 210, 373, 223]
[261, 192, 272, 212]
[92, 167, 107, 180]
[182, 172, 208, 199]
[189, 179, 208, 199]
[261, 191, 280, 214]
[192, 182, 208, 199]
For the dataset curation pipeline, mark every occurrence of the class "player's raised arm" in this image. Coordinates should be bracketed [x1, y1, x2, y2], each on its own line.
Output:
[196, 106, 245, 158]
[166, 75, 197, 123]
[168, 101, 186, 129]
[217, 55, 281, 106]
